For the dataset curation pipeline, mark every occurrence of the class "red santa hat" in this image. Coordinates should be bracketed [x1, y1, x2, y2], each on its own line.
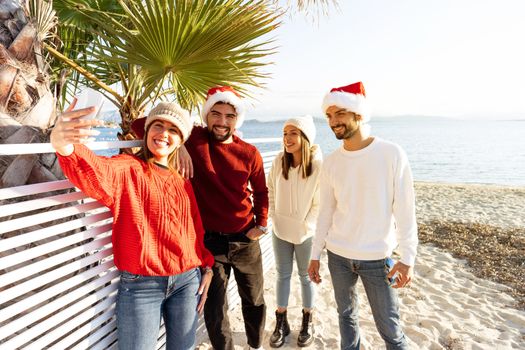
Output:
[321, 81, 370, 123]
[201, 86, 246, 129]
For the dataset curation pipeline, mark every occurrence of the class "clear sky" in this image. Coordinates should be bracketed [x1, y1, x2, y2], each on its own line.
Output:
[246, 0, 525, 120]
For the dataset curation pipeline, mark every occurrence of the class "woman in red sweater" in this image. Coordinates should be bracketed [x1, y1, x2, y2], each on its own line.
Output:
[50, 101, 214, 350]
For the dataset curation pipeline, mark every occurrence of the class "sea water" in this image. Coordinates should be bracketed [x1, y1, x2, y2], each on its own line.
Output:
[96, 117, 525, 187]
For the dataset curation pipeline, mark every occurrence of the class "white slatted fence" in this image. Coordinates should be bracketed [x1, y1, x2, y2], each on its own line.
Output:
[0, 138, 279, 350]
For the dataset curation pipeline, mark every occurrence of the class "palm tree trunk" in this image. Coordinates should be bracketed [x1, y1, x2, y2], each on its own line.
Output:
[0, 0, 60, 188]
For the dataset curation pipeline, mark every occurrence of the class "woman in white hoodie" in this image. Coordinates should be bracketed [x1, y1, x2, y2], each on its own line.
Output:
[267, 115, 322, 348]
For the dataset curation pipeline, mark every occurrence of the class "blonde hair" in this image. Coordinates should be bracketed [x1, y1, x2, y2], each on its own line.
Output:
[281, 131, 313, 180]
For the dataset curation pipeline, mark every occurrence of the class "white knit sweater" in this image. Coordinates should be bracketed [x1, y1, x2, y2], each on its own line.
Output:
[268, 145, 322, 244]
[311, 138, 418, 266]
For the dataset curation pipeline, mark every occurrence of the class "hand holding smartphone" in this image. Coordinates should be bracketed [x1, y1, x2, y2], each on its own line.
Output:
[384, 257, 399, 286]
[74, 88, 105, 120]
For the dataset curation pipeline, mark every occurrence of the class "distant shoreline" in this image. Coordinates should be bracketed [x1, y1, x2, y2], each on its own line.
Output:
[241, 115, 525, 123]
[415, 180, 525, 190]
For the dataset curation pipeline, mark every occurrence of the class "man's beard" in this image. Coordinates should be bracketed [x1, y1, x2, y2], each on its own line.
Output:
[332, 124, 358, 140]
[211, 126, 233, 141]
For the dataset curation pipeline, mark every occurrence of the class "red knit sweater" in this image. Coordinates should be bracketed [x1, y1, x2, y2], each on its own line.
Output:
[57, 144, 214, 276]
[186, 126, 268, 233]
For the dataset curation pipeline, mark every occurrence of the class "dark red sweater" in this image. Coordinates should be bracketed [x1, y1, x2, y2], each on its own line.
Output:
[186, 126, 268, 233]
[57, 144, 214, 276]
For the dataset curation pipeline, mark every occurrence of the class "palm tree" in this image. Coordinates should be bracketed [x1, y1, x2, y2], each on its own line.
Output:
[48, 0, 281, 139]
[1, 0, 337, 187]
[0, 0, 281, 187]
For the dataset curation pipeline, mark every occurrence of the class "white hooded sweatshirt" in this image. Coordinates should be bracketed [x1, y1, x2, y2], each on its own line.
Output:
[268, 145, 322, 244]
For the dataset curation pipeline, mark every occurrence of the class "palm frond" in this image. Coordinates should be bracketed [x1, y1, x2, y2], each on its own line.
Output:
[28, 0, 58, 41]
[46, 0, 281, 132]
[281, 0, 339, 20]
[53, 0, 125, 29]
[83, 0, 280, 106]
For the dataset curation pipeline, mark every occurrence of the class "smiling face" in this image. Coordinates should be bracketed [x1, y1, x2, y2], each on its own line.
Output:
[146, 119, 182, 166]
[206, 103, 237, 143]
[283, 125, 302, 157]
[325, 105, 360, 140]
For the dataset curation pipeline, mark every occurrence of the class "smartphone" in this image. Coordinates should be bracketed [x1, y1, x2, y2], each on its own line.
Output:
[384, 257, 398, 286]
[74, 88, 105, 120]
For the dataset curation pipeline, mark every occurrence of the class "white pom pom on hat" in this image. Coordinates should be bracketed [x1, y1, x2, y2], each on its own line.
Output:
[321, 81, 370, 123]
[283, 115, 316, 144]
[201, 86, 246, 129]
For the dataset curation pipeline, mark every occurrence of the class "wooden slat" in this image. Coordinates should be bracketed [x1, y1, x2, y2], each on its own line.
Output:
[1, 279, 117, 350]
[244, 138, 281, 144]
[262, 150, 280, 158]
[28, 293, 117, 349]
[0, 139, 278, 156]
[0, 190, 88, 218]
[0, 241, 112, 304]
[0, 200, 105, 234]
[0, 268, 117, 350]
[0, 140, 143, 156]
[0, 237, 112, 291]
[0, 179, 74, 200]
[195, 319, 208, 344]
[0, 223, 111, 270]
[0, 260, 116, 326]
[156, 331, 166, 350]
[89, 327, 118, 350]
[0, 210, 112, 253]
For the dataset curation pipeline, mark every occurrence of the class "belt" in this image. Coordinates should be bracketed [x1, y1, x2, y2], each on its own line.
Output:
[205, 227, 253, 242]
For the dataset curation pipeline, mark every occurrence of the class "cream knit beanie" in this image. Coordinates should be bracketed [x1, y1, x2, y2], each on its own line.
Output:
[283, 115, 316, 144]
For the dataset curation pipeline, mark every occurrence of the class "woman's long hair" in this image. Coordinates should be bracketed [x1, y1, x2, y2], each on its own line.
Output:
[136, 124, 180, 173]
[281, 131, 313, 180]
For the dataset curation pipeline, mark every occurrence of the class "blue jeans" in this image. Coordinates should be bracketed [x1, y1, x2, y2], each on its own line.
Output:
[272, 234, 314, 309]
[116, 268, 201, 350]
[327, 250, 408, 350]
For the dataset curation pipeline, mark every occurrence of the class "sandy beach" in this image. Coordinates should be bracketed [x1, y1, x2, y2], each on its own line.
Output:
[197, 182, 525, 350]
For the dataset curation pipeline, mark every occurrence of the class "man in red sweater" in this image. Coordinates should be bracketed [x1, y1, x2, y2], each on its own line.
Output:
[183, 86, 269, 350]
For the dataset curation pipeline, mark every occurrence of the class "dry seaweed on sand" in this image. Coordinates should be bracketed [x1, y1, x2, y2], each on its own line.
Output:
[418, 221, 525, 310]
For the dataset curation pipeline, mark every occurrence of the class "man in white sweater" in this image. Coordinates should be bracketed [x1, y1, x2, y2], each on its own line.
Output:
[308, 81, 418, 350]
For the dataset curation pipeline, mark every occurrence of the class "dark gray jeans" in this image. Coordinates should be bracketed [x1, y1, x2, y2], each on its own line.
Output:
[203, 231, 266, 350]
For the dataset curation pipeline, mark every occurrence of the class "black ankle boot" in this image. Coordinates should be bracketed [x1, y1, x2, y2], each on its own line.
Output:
[297, 309, 314, 347]
[269, 310, 290, 348]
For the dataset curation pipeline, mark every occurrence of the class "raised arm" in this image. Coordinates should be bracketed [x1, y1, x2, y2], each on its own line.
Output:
[50, 104, 104, 156]
[51, 104, 121, 207]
